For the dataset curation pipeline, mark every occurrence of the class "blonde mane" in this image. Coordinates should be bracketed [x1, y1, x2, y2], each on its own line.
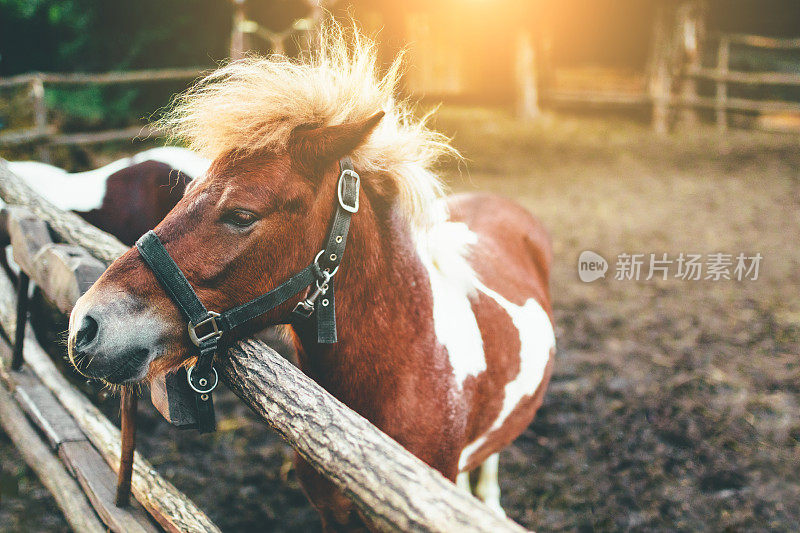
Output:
[159, 20, 457, 231]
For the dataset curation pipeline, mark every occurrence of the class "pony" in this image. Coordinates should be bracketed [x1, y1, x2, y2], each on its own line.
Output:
[66, 22, 556, 530]
[7, 147, 209, 244]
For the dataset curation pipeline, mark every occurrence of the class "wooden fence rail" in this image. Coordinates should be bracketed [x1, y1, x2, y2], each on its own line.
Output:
[721, 33, 800, 50]
[0, 157, 529, 532]
[0, 68, 205, 88]
[528, 23, 800, 133]
[688, 68, 800, 86]
[0, 126, 163, 148]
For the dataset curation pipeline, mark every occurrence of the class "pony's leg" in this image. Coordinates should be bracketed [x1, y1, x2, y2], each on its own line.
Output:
[455, 471, 472, 493]
[474, 453, 504, 516]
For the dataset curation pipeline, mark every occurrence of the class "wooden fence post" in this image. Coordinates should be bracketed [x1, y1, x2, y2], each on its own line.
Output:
[10, 272, 29, 370]
[649, 3, 674, 134]
[678, 0, 705, 125]
[716, 35, 730, 131]
[515, 31, 540, 121]
[31, 77, 51, 163]
[115, 386, 137, 507]
[230, 0, 247, 60]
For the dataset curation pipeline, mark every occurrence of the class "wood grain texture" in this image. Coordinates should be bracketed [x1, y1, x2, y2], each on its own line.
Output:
[9, 365, 86, 448]
[0, 338, 85, 450]
[33, 244, 106, 313]
[59, 440, 158, 533]
[6, 207, 106, 314]
[0, 383, 106, 533]
[7, 207, 53, 275]
[0, 262, 17, 329]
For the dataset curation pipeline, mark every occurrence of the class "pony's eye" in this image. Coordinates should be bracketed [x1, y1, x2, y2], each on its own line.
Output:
[221, 209, 258, 228]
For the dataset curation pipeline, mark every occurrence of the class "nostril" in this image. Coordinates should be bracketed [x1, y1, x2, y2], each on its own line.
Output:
[75, 315, 99, 350]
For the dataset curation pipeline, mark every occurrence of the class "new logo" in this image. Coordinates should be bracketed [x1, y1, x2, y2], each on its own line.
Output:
[578, 251, 608, 282]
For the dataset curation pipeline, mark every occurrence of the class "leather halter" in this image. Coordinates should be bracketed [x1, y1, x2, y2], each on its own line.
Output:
[135, 158, 359, 433]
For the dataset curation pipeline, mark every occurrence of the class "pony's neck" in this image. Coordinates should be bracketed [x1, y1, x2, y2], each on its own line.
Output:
[294, 184, 437, 409]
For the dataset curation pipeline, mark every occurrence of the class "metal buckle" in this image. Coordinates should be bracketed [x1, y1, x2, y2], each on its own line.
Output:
[188, 311, 222, 347]
[292, 264, 331, 318]
[292, 300, 315, 319]
[186, 366, 218, 394]
[337, 169, 359, 213]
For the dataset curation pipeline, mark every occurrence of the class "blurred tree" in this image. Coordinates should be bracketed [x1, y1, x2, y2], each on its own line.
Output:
[0, 0, 231, 75]
[0, 0, 231, 127]
[0, 0, 93, 74]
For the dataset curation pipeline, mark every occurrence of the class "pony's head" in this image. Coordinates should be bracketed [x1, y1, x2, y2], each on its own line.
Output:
[67, 21, 455, 383]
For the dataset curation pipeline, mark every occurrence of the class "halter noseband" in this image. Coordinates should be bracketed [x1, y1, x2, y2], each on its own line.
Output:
[135, 158, 359, 432]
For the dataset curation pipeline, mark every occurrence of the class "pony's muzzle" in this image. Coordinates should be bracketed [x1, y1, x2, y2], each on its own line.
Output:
[68, 289, 166, 383]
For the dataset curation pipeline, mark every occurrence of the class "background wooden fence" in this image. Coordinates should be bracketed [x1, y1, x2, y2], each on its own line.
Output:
[542, 32, 800, 133]
[1, 29, 799, 164]
[0, 68, 204, 162]
[685, 33, 800, 131]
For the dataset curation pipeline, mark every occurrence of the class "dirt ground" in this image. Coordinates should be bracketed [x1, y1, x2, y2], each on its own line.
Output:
[1, 107, 799, 532]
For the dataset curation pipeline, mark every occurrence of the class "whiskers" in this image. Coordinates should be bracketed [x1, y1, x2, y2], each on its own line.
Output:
[56, 328, 70, 347]
[105, 380, 146, 399]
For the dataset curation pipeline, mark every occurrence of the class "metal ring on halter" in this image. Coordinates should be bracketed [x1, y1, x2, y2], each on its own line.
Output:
[313, 250, 339, 277]
[186, 366, 218, 394]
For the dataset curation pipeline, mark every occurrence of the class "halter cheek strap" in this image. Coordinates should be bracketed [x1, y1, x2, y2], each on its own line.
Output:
[135, 158, 359, 433]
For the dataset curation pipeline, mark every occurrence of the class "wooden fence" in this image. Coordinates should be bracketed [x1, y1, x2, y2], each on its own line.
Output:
[684, 33, 800, 131]
[3, 29, 799, 153]
[0, 158, 529, 532]
[0, 68, 205, 162]
[542, 33, 800, 133]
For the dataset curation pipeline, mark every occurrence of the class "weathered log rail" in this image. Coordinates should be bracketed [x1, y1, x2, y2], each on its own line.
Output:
[0, 157, 530, 532]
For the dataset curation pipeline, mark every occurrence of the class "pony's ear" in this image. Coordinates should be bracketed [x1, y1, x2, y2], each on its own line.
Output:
[291, 111, 385, 173]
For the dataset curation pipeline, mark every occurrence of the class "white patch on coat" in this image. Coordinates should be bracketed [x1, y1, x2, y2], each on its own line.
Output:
[415, 203, 555, 471]
[8, 147, 210, 212]
[129, 147, 210, 180]
[458, 279, 555, 471]
[416, 205, 486, 389]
